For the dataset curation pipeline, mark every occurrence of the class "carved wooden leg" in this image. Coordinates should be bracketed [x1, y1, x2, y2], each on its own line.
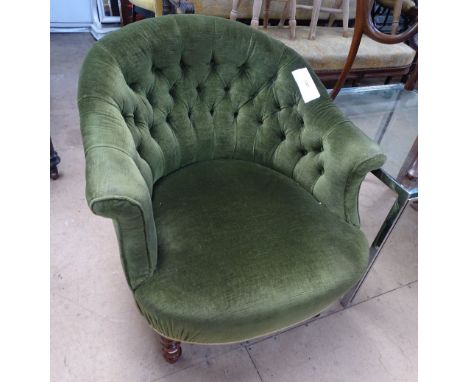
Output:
[289, 0, 297, 39]
[341, 0, 350, 37]
[329, 0, 342, 28]
[251, 0, 263, 28]
[404, 63, 418, 90]
[160, 336, 182, 364]
[263, 0, 270, 29]
[308, 0, 322, 40]
[391, 0, 403, 35]
[278, 0, 290, 27]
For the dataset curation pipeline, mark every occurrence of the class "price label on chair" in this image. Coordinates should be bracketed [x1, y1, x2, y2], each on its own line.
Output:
[292, 68, 320, 103]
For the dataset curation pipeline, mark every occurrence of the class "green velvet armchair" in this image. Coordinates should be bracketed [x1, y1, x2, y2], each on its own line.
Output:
[78, 15, 385, 363]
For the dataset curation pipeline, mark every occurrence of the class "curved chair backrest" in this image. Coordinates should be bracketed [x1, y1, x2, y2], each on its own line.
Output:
[79, 15, 379, 225]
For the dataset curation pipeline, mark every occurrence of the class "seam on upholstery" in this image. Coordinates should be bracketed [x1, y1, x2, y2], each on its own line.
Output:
[136, 91, 154, 124]
[344, 153, 386, 225]
[142, 307, 328, 345]
[211, 114, 216, 160]
[152, 140, 167, 182]
[210, 22, 217, 161]
[310, 168, 321, 199]
[85, 144, 133, 157]
[233, 114, 238, 158]
[136, 285, 337, 345]
[271, 138, 282, 166]
[321, 119, 351, 142]
[165, 116, 182, 167]
[189, 115, 199, 162]
[245, 31, 256, 64]
[293, 117, 305, 175]
[291, 153, 302, 179]
[252, 121, 261, 161]
[78, 94, 120, 110]
[159, 71, 172, 91]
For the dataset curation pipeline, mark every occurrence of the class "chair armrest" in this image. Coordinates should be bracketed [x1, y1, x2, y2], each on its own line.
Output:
[315, 119, 386, 227]
[79, 96, 157, 291]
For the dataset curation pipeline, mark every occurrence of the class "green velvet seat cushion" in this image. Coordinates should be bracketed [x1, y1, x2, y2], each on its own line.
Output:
[134, 159, 369, 344]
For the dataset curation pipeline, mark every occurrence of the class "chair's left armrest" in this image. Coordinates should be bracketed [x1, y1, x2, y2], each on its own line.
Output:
[79, 96, 158, 291]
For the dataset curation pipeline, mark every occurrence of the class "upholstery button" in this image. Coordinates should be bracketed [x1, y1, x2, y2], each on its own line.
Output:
[301, 149, 308, 156]
[210, 107, 215, 115]
[224, 85, 230, 92]
[196, 86, 202, 94]
[233, 111, 238, 118]
[210, 60, 217, 70]
[319, 168, 324, 175]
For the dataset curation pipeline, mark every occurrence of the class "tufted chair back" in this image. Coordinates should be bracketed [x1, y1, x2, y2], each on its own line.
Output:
[79, 15, 384, 289]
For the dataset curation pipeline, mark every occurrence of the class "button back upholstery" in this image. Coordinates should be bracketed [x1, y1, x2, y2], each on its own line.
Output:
[78, 15, 385, 344]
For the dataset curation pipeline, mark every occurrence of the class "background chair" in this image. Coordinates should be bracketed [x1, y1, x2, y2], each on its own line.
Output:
[231, 0, 349, 39]
[331, 0, 417, 98]
[78, 15, 385, 363]
[285, 0, 350, 39]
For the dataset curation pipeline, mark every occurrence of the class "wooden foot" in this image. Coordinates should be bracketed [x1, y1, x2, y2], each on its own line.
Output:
[50, 166, 59, 180]
[230, 0, 241, 21]
[50, 138, 61, 180]
[229, 10, 237, 20]
[160, 336, 182, 364]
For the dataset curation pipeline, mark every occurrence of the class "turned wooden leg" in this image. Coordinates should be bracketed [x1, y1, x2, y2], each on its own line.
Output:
[391, 0, 403, 35]
[308, 0, 322, 40]
[341, 0, 350, 37]
[251, 0, 263, 28]
[278, 0, 290, 27]
[289, 0, 297, 39]
[263, 0, 270, 29]
[404, 63, 418, 90]
[160, 336, 182, 364]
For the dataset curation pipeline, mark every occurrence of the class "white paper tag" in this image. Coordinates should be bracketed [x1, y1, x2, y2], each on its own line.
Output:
[291, 68, 320, 103]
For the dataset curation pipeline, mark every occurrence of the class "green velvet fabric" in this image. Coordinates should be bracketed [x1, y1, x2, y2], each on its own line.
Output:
[135, 160, 370, 343]
[78, 15, 385, 343]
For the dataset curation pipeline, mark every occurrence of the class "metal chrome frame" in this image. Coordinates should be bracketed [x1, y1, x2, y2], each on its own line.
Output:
[340, 168, 418, 307]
